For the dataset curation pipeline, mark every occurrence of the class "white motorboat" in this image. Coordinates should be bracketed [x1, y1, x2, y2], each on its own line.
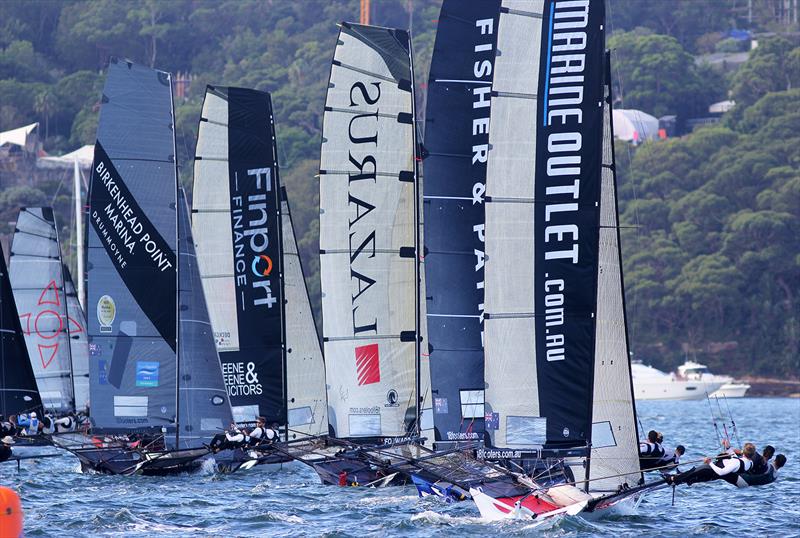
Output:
[677, 361, 751, 398]
[631, 361, 726, 401]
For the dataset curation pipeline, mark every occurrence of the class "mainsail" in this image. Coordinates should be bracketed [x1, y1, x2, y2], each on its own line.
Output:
[193, 86, 286, 426]
[280, 188, 328, 438]
[63, 265, 90, 413]
[87, 58, 178, 435]
[423, 0, 501, 448]
[483, 0, 604, 451]
[9, 207, 76, 412]
[587, 52, 641, 492]
[177, 189, 233, 448]
[0, 242, 43, 417]
[319, 22, 420, 439]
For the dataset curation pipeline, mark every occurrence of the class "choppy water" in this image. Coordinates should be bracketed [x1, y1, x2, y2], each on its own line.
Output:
[4, 398, 799, 537]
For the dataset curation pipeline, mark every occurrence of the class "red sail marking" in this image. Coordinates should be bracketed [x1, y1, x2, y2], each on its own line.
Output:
[38, 280, 61, 306]
[34, 310, 62, 340]
[38, 343, 59, 369]
[355, 343, 380, 386]
[19, 313, 32, 336]
[67, 315, 84, 334]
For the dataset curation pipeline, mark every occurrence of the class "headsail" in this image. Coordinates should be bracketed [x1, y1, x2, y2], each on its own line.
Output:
[483, 0, 604, 451]
[63, 265, 90, 413]
[423, 0, 501, 448]
[177, 189, 233, 448]
[87, 58, 178, 435]
[281, 188, 328, 438]
[9, 207, 75, 413]
[0, 242, 43, 417]
[319, 22, 420, 439]
[193, 86, 286, 426]
[588, 52, 641, 492]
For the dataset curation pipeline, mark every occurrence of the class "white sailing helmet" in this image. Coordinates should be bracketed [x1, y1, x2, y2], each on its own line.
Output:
[30, 412, 37, 418]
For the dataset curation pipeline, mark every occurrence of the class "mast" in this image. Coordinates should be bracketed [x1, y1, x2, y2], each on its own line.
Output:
[73, 157, 85, 312]
[54, 217, 77, 412]
[170, 70, 180, 449]
[409, 29, 421, 437]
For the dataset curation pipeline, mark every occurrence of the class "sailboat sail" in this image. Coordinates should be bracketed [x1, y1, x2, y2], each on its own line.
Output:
[484, 0, 604, 451]
[0, 242, 44, 417]
[588, 52, 641, 492]
[281, 188, 328, 438]
[177, 189, 233, 448]
[87, 58, 178, 435]
[193, 86, 286, 426]
[63, 265, 90, 413]
[9, 207, 75, 412]
[423, 0, 501, 448]
[319, 22, 419, 439]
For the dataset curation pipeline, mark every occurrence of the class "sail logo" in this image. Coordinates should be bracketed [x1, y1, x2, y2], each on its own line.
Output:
[355, 343, 380, 386]
[221, 361, 263, 397]
[19, 280, 84, 370]
[231, 167, 278, 309]
[135, 361, 159, 387]
[347, 80, 382, 336]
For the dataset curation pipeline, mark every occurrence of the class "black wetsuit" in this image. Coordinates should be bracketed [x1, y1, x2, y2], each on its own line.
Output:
[672, 455, 751, 486]
[639, 441, 665, 471]
[749, 452, 768, 474]
[0, 444, 12, 463]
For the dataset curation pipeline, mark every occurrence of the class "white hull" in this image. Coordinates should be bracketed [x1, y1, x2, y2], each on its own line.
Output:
[634, 379, 726, 401]
[711, 383, 750, 398]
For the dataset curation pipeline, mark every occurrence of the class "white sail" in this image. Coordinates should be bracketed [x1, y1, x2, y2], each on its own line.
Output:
[483, 0, 546, 449]
[319, 23, 419, 438]
[9, 208, 76, 413]
[63, 266, 90, 413]
[588, 67, 642, 492]
[282, 192, 328, 438]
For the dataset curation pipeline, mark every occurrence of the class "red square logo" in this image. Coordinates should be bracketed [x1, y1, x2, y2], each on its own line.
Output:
[355, 343, 380, 386]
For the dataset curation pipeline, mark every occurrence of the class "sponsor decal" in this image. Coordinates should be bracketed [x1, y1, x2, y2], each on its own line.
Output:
[221, 361, 263, 397]
[355, 343, 380, 386]
[533, 0, 603, 444]
[349, 406, 380, 415]
[135, 361, 160, 387]
[434, 397, 448, 414]
[385, 389, 399, 408]
[98, 359, 109, 385]
[446, 431, 479, 441]
[476, 448, 527, 460]
[89, 141, 176, 349]
[89, 343, 101, 356]
[97, 294, 116, 333]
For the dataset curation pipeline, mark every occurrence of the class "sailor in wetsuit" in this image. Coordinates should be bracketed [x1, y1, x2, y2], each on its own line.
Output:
[0, 436, 14, 462]
[749, 445, 774, 475]
[639, 430, 665, 470]
[669, 441, 756, 486]
[54, 413, 78, 433]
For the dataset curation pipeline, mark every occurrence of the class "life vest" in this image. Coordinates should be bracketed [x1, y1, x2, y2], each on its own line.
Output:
[27, 418, 39, 435]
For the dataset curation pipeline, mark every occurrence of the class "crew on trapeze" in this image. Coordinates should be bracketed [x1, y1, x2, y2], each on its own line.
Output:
[667, 440, 786, 487]
[640, 430, 685, 471]
[209, 417, 279, 452]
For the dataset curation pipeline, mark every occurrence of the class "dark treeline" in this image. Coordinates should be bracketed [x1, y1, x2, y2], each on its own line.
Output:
[0, 0, 797, 377]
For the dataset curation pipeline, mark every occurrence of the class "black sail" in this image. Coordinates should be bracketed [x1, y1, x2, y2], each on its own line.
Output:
[177, 189, 233, 448]
[193, 87, 286, 425]
[87, 58, 178, 434]
[423, 0, 501, 448]
[0, 242, 44, 417]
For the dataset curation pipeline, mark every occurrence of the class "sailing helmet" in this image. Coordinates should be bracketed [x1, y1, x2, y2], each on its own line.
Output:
[30, 412, 37, 418]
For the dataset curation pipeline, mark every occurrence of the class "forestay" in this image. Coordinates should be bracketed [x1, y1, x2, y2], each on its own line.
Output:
[281, 188, 328, 438]
[177, 189, 233, 448]
[484, 0, 604, 451]
[588, 53, 641, 492]
[193, 87, 286, 426]
[423, 0, 501, 448]
[319, 23, 419, 439]
[86, 59, 178, 435]
[9, 208, 76, 413]
[0, 242, 44, 417]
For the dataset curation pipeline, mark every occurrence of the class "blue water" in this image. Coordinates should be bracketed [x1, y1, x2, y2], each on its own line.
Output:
[4, 398, 799, 536]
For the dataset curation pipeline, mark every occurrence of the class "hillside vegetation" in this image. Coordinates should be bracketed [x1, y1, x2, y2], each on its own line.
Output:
[0, 0, 797, 377]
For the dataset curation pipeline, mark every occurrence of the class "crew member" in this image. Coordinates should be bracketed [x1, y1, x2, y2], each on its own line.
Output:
[26, 412, 39, 435]
[40, 415, 55, 435]
[639, 430, 665, 470]
[0, 436, 13, 463]
[750, 445, 774, 475]
[246, 417, 267, 446]
[659, 444, 685, 469]
[54, 413, 77, 433]
[209, 422, 247, 452]
[0, 416, 15, 437]
[263, 422, 280, 444]
[669, 441, 756, 486]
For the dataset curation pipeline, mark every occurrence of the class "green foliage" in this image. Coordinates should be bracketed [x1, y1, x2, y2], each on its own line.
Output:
[730, 37, 800, 108]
